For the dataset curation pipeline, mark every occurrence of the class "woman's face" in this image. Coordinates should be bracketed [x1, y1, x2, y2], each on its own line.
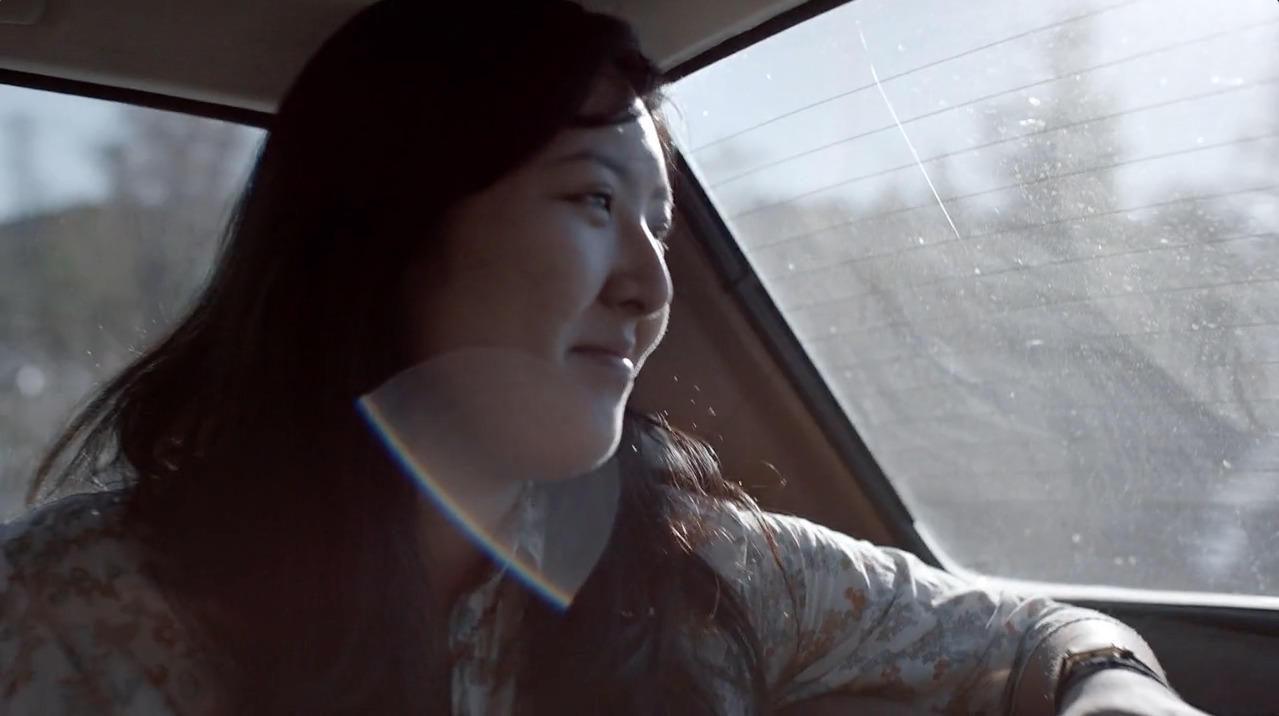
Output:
[406, 86, 674, 468]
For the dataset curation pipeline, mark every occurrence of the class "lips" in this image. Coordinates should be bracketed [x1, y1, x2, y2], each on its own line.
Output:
[572, 347, 634, 365]
[572, 337, 635, 361]
[570, 344, 637, 378]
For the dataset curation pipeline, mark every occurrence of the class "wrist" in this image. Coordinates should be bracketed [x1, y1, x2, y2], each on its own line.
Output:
[1054, 645, 1170, 707]
[1007, 618, 1170, 716]
[1057, 668, 1181, 716]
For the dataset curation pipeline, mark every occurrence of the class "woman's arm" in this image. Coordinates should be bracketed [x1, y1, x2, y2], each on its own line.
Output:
[1058, 669, 1210, 716]
[700, 506, 1198, 714]
[776, 673, 1209, 716]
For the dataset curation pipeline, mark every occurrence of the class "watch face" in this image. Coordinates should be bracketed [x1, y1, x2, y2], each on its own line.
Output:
[1056, 647, 1167, 707]
[1064, 646, 1135, 668]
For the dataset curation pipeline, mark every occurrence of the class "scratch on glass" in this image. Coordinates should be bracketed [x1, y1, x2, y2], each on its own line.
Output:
[856, 23, 963, 243]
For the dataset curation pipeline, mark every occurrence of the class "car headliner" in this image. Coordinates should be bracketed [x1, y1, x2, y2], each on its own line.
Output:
[0, 0, 808, 113]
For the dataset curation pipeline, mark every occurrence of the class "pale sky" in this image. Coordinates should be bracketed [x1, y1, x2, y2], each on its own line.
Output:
[668, 0, 1278, 217]
[0, 88, 119, 219]
[0, 88, 264, 221]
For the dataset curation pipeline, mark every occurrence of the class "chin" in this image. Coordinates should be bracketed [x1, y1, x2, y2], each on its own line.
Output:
[519, 382, 626, 481]
[569, 396, 627, 472]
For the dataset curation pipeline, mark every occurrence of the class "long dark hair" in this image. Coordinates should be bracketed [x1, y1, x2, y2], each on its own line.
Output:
[33, 1, 771, 713]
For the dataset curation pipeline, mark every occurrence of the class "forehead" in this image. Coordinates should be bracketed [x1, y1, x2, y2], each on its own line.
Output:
[540, 107, 671, 189]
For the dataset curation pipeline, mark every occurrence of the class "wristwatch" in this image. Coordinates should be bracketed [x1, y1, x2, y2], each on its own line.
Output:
[1007, 618, 1172, 716]
[1054, 644, 1171, 707]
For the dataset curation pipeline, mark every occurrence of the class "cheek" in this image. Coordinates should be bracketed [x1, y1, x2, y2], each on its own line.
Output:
[418, 194, 616, 356]
[444, 209, 565, 315]
[524, 218, 614, 310]
[452, 222, 607, 354]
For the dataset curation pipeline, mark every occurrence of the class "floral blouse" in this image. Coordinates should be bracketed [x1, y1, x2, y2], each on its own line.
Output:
[1, 490, 1112, 714]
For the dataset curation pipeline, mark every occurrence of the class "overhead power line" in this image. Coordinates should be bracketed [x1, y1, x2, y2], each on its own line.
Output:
[748, 182, 1277, 262]
[784, 229, 1276, 313]
[729, 82, 1278, 223]
[698, 19, 1279, 190]
[688, 0, 1149, 153]
[744, 131, 1279, 250]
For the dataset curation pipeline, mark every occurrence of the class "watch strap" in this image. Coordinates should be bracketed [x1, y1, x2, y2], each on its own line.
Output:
[1007, 617, 1169, 716]
[1054, 647, 1171, 707]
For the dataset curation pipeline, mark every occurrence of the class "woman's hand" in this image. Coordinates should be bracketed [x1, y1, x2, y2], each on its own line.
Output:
[1057, 669, 1212, 716]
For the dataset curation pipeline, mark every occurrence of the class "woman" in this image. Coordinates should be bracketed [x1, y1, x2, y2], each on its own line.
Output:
[0, 1, 1206, 714]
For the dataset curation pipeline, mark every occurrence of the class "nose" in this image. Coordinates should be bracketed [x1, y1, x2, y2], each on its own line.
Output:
[603, 217, 673, 318]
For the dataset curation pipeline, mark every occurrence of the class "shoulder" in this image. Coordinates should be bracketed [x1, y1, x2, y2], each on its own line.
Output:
[681, 496, 881, 580]
[1, 490, 145, 606]
[1, 491, 216, 714]
[1, 490, 140, 602]
[682, 497, 994, 634]
[3, 490, 133, 575]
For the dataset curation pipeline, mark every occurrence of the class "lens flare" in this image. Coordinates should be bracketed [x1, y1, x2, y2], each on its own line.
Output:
[357, 350, 622, 609]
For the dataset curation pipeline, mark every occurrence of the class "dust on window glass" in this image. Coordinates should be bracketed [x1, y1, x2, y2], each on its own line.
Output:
[670, 0, 1279, 596]
[0, 85, 263, 518]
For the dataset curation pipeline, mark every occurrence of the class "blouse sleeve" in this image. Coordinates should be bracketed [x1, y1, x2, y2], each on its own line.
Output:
[700, 506, 1115, 714]
[0, 584, 116, 714]
[0, 496, 210, 715]
[0, 511, 111, 714]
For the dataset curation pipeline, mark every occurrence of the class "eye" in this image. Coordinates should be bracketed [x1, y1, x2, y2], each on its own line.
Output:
[650, 209, 674, 240]
[579, 190, 614, 213]
[650, 220, 673, 250]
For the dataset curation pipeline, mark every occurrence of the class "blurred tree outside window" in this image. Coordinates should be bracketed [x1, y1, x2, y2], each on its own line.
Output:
[0, 88, 262, 518]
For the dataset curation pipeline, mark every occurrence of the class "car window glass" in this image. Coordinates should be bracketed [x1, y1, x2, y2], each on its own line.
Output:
[670, 0, 1279, 596]
[0, 84, 262, 518]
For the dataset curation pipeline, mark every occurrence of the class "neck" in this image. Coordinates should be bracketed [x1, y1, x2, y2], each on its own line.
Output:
[416, 478, 526, 608]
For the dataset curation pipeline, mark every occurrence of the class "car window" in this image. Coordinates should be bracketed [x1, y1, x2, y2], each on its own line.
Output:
[670, 0, 1279, 596]
[0, 84, 263, 518]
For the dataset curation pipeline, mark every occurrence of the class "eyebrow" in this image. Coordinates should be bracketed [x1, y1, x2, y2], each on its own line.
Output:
[554, 148, 632, 181]
[553, 148, 673, 202]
